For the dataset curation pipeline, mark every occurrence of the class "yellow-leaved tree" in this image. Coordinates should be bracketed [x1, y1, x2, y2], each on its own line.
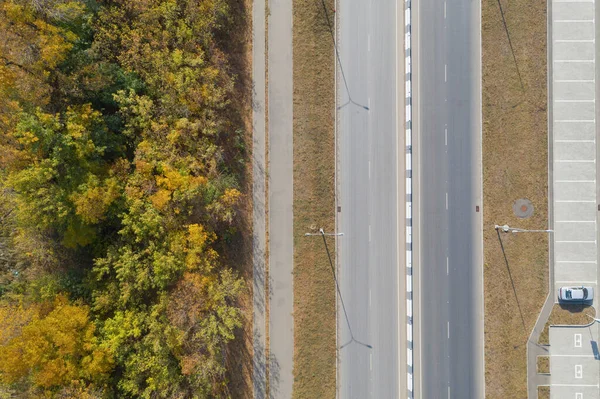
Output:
[0, 295, 113, 393]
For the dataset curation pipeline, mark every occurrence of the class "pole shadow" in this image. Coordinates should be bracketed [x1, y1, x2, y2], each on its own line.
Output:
[496, 228, 527, 334]
[306, 230, 373, 350]
[495, 0, 525, 92]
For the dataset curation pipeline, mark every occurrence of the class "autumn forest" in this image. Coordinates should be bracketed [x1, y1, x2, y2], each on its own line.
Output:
[0, 0, 250, 397]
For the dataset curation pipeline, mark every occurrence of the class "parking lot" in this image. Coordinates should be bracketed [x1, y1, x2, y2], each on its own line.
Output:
[550, 0, 599, 397]
[552, 0, 597, 311]
[550, 325, 600, 397]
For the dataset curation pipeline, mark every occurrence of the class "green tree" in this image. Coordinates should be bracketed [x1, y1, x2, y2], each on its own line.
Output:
[6, 105, 125, 247]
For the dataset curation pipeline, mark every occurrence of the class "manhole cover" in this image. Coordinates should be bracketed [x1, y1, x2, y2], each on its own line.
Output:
[513, 198, 534, 218]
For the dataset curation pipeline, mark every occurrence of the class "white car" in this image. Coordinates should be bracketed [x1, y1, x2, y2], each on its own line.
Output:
[558, 286, 594, 303]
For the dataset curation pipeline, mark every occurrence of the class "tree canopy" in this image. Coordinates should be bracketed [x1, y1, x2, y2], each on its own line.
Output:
[0, 0, 246, 397]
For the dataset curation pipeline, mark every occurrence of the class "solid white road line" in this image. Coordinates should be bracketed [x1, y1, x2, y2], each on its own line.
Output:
[551, 384, 600, 388]
[555, 220, 597, 223]
[444, 64, 447, 82]
[447, 321, 450, 339]
[444, 1, 446, 18]
[554, 119, 596, 123]
[369, 160, 371, 180]
[555, 179, 596, 182]
[556, 200, 597, 202]
[555, 119, 596, 122]
[554, 60, 595, 63]
[369, 225, 372, 242]
[555, 160, 596, 163]
[446, 257, 449, 275]
[554, 20, 595, 23]
[555, 39, 595, 43]
[445, 127, 447, 145]
[555, 140, 596, 143]
[445, 193, 448, 210]
[552, 354, 597, 357]
[555, 240, 596, 243]
[556, 260, 597, 263]
[554, 79, 596, 83]
[555, 79, 595, 82]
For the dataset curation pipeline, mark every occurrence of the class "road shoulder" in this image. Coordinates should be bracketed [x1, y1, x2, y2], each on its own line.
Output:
[252, 0, 267, 393]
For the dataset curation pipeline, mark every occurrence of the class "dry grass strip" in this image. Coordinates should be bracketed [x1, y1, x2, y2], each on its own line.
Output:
[539, 304, 596, 345]
[536, 356, 550, 374]
[291, 0, 336, 397]
[482, 0, 548, 397]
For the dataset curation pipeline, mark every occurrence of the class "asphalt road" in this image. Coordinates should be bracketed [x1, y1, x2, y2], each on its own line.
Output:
[413, 0, 485, 397]
[338, 0, 403, 396]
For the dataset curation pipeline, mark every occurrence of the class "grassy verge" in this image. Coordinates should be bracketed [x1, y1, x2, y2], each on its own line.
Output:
[292, 0, 336, 396]
[538, 386, 550, 399]
[482, 0, 548, 397]
[223, 0, 254, 395]
[538, 304, 596, 345]
[536, 356, 550, 374]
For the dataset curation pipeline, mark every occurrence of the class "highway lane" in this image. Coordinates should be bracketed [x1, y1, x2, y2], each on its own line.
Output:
[414, 0, 484, 397]
[338, 0, 403, 396]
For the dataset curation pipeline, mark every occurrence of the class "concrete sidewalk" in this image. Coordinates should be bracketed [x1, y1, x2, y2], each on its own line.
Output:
[253, 0, 294, 395]
[267, 0, 294, 396]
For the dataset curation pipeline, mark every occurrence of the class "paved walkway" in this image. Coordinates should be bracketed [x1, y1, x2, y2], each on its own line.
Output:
[527, 296, 553, 398]
[267, 0, 294, 395]
[253, 0, 294, 395]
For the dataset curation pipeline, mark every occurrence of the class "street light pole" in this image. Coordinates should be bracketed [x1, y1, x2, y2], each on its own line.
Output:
[495, 224, 553, 234]
[304, 228, 344, 237]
